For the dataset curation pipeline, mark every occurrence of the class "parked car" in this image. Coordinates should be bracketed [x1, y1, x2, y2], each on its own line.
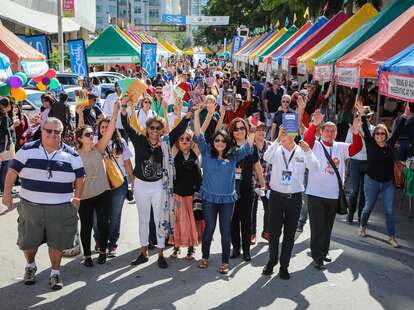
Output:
[90, 72, 126, 84]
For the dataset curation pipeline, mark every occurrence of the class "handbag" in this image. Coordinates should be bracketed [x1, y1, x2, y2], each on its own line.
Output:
[320, 142, 349, 215]
[104, 147, 124, 189]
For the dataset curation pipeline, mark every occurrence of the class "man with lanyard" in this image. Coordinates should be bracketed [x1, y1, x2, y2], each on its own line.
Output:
[262, 127, 320, 279]
[2, 118, 85, 290]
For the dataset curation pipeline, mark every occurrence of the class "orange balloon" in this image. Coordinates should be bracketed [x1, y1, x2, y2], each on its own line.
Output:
[10, 87, 27, 101]
[37, 82, 47, 91]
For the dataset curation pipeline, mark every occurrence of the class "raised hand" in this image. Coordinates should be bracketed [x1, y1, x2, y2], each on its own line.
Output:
[296, 94, 306, 112]
[207, 100, 216, 115]
[277, 126, 287, 142]
[299, 140, 311, 152]
[350, 116, 362, 135]
[312, 109, 324, 126]
[354, 95, 365, 114]
[402, 102, 411, 119]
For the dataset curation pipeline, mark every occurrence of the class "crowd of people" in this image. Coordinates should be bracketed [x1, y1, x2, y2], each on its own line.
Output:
[1, 55, 413, 291]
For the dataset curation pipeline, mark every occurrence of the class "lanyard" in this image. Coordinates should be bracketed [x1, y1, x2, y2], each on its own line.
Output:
[42, 145, 59, 179]
[282, 146, 296, 171]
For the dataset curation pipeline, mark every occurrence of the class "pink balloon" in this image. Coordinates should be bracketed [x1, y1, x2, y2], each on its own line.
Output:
[45, 69, 57, 79]
[42, 77, 50, 86]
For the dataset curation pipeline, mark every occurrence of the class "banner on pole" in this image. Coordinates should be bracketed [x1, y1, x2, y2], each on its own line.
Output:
[18, 34, 51, 63]
[231, 36, 244, 58]
[141, 43, 157, 79]
[67, 39, 89, 77]
[297, 62, 307, 76]
[379, 72, 414, 103]
[335, 67, 360, 88]
[63, 0, 75, 18]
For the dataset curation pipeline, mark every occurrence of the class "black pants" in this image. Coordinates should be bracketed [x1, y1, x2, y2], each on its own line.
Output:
[308, 195, 337, 264]
[231, 188, 254, 254]
[268, 191, 302, 268]
[251, 193, 269, 235]
[79, 191, 111, 257]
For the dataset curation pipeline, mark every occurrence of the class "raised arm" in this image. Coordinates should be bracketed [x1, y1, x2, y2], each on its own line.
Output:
[75, 105, 85, 128]
[304, 109, 323, 149]
[194, 108, 201, 137]
[169, 112, 191, 145]
[96, 100, 119, 153]
[355, 96, 373, 146]
[121, 103, 141, 144]
[347, 117, 363, 157]
[296, 94, 306, 135]
[232, 132, 255, 162]
[215, 105, 225, 132]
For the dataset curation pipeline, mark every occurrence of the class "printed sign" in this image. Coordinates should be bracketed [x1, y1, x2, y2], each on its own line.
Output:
[162, 14, 186, 25]
[63, 0, 75, 18]
[186, 16, 229, 26]
[141, 43, 157, 79]
[335, 67, 360, 88]
[19, 34, 50, 61]
[231, 36, 244, 58]
[379, 72, 414, 103]
[68, 39, 88, 77]
[20, 60, 49, 77]
[313, 65, 333, 82]
[281, 58, 289, 71]
[118, 79, 147, 102]
[282, 112, 299, 136]
[297, 62, 307, 75]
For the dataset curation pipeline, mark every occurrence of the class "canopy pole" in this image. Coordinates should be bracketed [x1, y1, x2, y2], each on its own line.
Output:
[57, 0, 64, 72]
[376, 91, 381, 124]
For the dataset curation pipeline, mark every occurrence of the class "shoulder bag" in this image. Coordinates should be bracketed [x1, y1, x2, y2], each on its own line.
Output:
[104, 147, 124, 189]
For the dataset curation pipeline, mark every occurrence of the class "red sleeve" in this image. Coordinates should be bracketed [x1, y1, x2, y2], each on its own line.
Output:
[302, 112, 310, 128]
[304, 124, 317, 149]
[239, 100, 251, 118]
[348, 133, 363, 157]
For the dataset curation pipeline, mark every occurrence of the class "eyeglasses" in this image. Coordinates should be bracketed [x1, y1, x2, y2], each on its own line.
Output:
[83, 132, 94, 138]
[282, 100, 290, 103]
[234, 126, 246, 132]
[375, 132, 386, 136]
[214, 138, 226, 143]
[180, 137, 191, 142]
[43, 128, 61, 135]
[149, 125, 162, 131]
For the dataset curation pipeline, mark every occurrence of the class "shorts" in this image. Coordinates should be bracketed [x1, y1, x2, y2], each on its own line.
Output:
[17, 199, 78, 251]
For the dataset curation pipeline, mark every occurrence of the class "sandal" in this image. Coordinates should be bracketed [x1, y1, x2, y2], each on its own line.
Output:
[358, 227, 367, 238]
[388, 237, 401, 248]
[198, 258, 208, 269]
[170, 247, 180, 258]
[185, 247, 195, 260]
[219, 263, 229, 274]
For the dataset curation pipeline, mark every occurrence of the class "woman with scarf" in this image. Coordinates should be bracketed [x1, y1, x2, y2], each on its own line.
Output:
[121, 98, 192, 269]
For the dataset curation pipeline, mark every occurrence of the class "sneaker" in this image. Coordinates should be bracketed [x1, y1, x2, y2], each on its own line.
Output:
[108, 247, 117, 258]
[48, 274, 63, 290]
[250, 234, 256, 245]
[130, 253, 149, 266]
[389, 237, 401, 248]
[157, 255, 168, 269]
[23, 266, 37, 285]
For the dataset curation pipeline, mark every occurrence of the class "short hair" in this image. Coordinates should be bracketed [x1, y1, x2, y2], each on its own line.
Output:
[322, 121, 337, 131]
[41, 93, 56, 105]
[282, 94, 291, 102]
[42, 117, 64, 132]
[145, 116, 165, 135]
[205, 95, 216, 103]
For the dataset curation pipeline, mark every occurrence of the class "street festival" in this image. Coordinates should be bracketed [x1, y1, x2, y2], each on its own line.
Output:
[0, 0, 414, 309]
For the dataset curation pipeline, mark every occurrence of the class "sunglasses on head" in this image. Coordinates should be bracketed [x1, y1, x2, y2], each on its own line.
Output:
[83, 132, 94, 138]
[375, 132, 386, 136]
[149, 125, 162, 131]
[43, 128, 61, 135]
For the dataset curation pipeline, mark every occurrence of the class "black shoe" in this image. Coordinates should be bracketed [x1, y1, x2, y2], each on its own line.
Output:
[296, 225, 304, 233]
[279, 267, 290, 280]
[97, 253, 107, 264]
[83, 257, 93, 267]
[323, 254, 332, 263]
[230, 249, 241, 259]
[262, 262, 275, 276]
[131, 253, 149, 266]
[148, 243, 156, 250]
[242, 253, 251, 262]
[346, 213, 354, 224]
[157, 255, 168, 269]
[313, 260, 325, 270]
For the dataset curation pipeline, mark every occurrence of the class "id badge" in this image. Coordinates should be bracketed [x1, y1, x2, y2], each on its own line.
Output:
[281, 170, 292, 185]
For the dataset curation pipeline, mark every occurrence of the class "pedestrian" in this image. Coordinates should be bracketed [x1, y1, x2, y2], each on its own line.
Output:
[304, 109, 362, 269]
[193, 106, 255, 274]
[103, 82, 129, 142]
[262, 127, 320, 279]
[2, 117, 85, 290]
[263, 79, 286, 130]
[75, 102, 119, 267]
[270, 94, 295, 141]
[137, 96, 156, 129]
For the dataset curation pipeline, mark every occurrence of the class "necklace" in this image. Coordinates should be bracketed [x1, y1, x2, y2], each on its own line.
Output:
[148, 139, 159, 149]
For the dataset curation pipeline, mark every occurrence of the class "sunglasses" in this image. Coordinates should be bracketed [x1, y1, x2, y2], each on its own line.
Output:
[149, 125, 162, 131]
[43, 128, 61, 135]
[83, 132, 94, 138]
[375, 132, 386, 136]
[180, 137, 191, 142]
[234, 126, 246, 132]
[282, 100, 290, 103]
[156, 92, 163, 95]
[214, 138, 226, 143]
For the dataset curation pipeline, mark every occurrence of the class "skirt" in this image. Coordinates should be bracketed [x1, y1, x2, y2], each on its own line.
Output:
[172, 194, 199, 247]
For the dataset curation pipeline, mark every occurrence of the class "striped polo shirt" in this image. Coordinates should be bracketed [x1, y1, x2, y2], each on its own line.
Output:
[9, 140, 85, 205]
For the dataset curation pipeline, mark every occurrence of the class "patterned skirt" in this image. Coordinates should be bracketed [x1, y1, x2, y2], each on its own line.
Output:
[171, 194, 199, 247]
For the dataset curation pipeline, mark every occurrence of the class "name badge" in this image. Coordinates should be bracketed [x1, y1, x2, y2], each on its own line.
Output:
[281, 170, 292, 185]
[235, 172, 242, 180]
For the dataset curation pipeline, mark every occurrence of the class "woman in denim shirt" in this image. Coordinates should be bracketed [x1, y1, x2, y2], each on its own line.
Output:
[193, 104, 255, 274]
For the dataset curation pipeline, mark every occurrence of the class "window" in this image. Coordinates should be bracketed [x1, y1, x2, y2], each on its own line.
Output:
[96, 5, 101, 13]
[134, 7, 141, 14]
[96, 17, 104, 25]
[134, 0, 141, 2]
[108, 5, 116, 14]
[134, 18, 142, 25]
[150, 0, 160, 6]
[149, 9, 159, 18]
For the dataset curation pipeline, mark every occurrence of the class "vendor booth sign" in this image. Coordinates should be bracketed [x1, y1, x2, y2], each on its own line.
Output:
[68, 39, 89, 77]
[379, 72, 414, 103]
[18, 34, 50, 62]
[20, 60, 48, 78]
[141, 43, 157, 79]
[313, 65, 332, 82]
[335, 67, 360, 88]
[297, 62, 307, 76]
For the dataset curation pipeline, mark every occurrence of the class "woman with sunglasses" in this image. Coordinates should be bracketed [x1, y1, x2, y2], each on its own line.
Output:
[193, 106, 255, 274]
[228, 118, 265, 262]
[75, 101, 119, 266]
[120, 98, 192, 269]
[137, 96, 156, 129]
[355, 98, 409, 248]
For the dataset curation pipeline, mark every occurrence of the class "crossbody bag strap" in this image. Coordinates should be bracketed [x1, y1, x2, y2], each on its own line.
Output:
[105, 146, 123, 173]
[320, 141, 344, 191]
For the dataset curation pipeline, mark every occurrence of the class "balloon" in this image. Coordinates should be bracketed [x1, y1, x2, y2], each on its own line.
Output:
[33, 76, 43, 83]
[0, 85, 10, 96]
[15, 72, 28, 85]
[45, 69, 57, 79]
[49, 78, 60, 90]
[42, 77, 50, 86]
[10, 87, 26, 101]
[37, 82, 47, 91]
[9, 75, 23, 88]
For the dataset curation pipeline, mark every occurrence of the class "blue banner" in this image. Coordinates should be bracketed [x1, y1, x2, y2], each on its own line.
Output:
[67, 39, 89, 77]
[231, 36, 244, 58]
[162, 14, 186, 25]
[19, 34, 50, 61]
[141, 43, 157, 79]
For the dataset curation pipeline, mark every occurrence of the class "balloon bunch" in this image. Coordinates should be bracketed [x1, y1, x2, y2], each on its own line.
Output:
[8, 72, 28, 101]
[33, 69, 60, 91]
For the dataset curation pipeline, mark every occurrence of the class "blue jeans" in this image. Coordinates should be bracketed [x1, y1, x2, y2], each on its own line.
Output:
[202, 201, 234, 264]
[94, 179, 128, 248]
[361, 175, 396, 236]
[348, 159, 367, 220]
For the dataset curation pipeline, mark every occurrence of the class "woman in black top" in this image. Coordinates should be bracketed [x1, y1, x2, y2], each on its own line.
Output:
[121, 98, 192, 268]
[170, 129, 201, 260]
[356, 99, 408, 248]
[228, 117, 265, 261]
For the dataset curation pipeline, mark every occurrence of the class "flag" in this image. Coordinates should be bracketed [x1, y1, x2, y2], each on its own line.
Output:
[285, 16, 289, 27]
[304, 7, 310, 19]
[293, 13, 297, 24]
[322, 1, 329, 14]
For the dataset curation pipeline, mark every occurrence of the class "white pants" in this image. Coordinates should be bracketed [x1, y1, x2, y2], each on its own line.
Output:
[134, 178, 165, 248]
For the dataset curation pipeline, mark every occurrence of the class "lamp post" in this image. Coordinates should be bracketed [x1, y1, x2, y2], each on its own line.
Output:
[57, 0, 64, 72]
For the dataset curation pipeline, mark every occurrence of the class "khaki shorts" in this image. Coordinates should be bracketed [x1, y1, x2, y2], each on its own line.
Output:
[17, 199, 78, 251]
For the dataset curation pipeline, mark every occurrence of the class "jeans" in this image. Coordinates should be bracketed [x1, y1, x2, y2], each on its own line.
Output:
[251, 194, 269, 234]
[0, 160, 9, 192]
[361, 175, 396, 236]
[202, 201, 234, 264]
[348, 159, 367, 220]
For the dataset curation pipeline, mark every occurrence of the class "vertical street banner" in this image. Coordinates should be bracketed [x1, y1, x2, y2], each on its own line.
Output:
[231, 36, 244, 58]
[63, 0, 75, 18]
[141, 43, 157, 79]
[19, 34, 51, 63]
[67, 39, 89, 77]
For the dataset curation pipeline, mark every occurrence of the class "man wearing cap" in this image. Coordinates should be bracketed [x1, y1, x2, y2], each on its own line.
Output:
[345, 106, 375, 224]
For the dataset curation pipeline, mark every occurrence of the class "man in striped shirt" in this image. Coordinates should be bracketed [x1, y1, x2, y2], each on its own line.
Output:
[2, 117, 85, 290]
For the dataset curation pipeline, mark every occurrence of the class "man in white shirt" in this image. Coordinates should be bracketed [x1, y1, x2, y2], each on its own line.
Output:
[102, 83, 128, 141]
[345, 106, 375, 224]
[262, 128, 320, 279]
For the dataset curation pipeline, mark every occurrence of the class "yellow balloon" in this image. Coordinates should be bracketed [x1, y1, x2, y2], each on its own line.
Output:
[37, 82, 47, 91]
[10, 87, 27, 101]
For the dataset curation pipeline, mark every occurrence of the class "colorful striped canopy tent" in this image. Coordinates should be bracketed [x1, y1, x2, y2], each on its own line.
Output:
[233, 35, 262, 60]
[236, 32, 274, 62]
[247, 28, 288, 63]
